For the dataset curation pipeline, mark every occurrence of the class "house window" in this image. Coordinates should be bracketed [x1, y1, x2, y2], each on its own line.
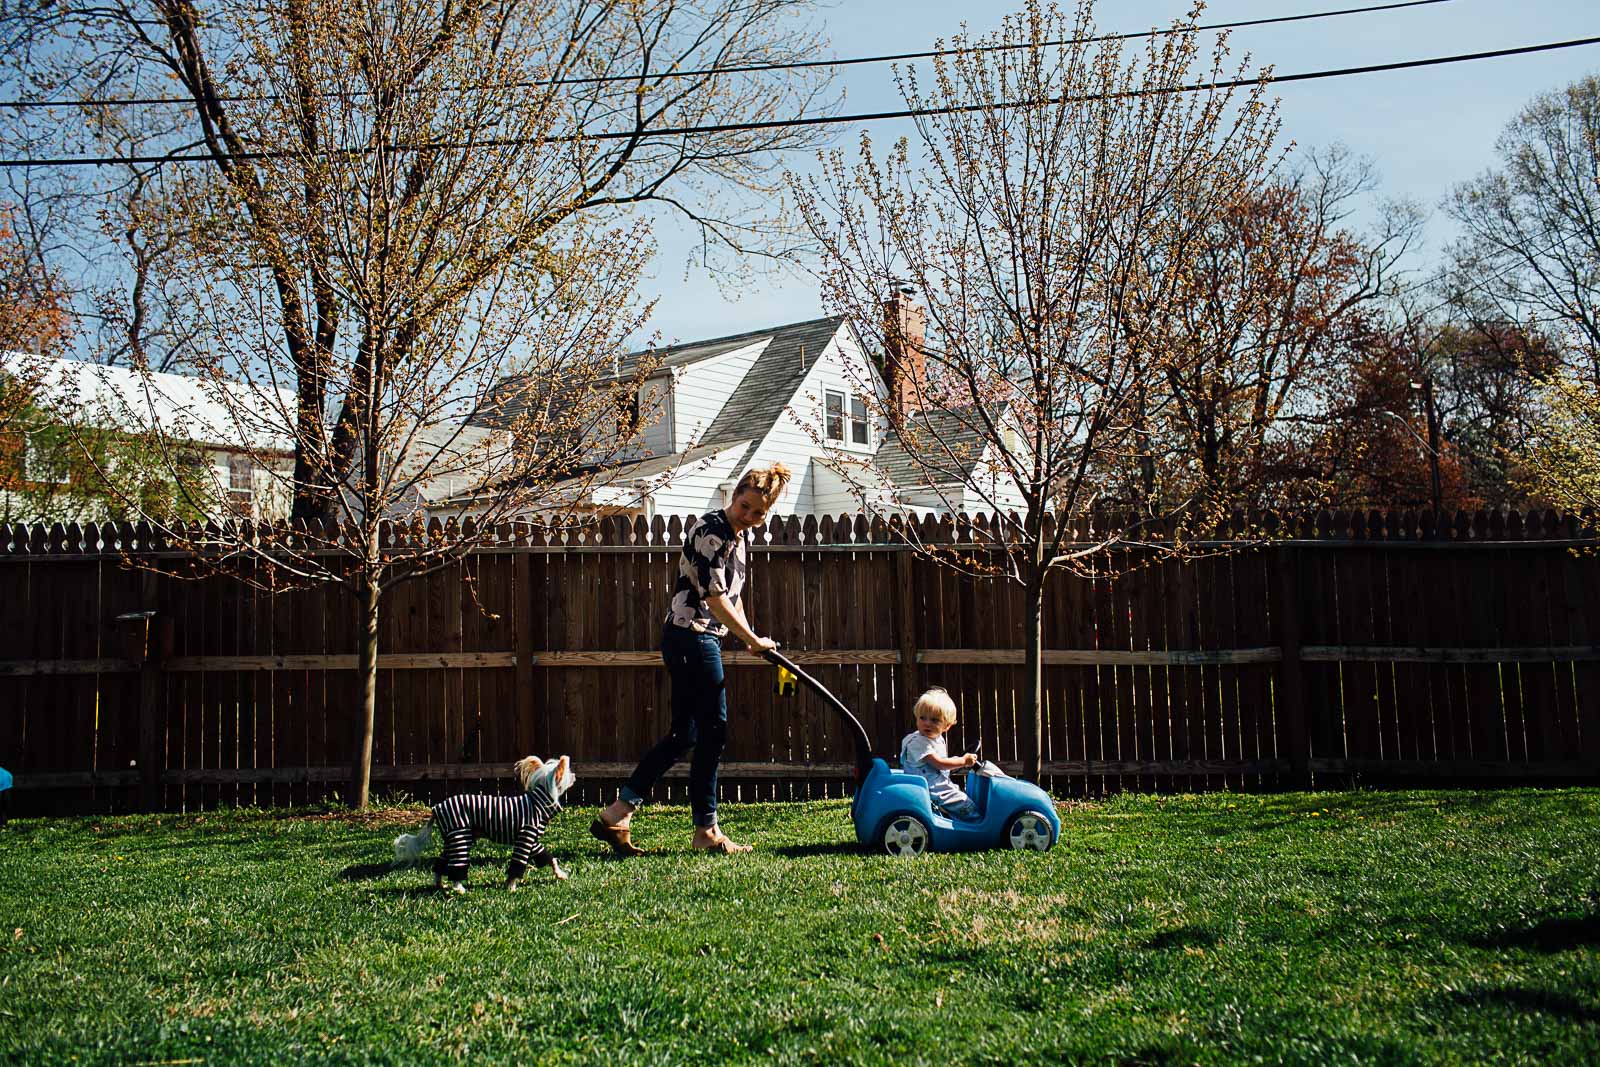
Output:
[850, 395, 870, 446]
[615, 388, 642, 439]
[825, 390, 845, 442]
[228, 455, 254, 504]
[24, 434, 69, 484]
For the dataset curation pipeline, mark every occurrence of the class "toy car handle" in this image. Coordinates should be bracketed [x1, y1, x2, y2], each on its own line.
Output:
[760, 647, 877, 780]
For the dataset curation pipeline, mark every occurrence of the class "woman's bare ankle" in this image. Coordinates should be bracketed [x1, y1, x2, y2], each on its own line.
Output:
[601, 799, 635, 827]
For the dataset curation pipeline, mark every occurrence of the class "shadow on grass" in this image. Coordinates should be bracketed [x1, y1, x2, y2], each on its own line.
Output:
[1115, 1034, 1419, 1067]
[340, 861, 401, 881]
[771, 842, 868, 858]
[361, 882, 565, 898]
[1142, 923, 1220, 951]
[1110, 1042, 1197, 1067]
[1469, 914, 1600, 953]
[340, 855, 504, 881]
[1438, 986, 1600, 1024]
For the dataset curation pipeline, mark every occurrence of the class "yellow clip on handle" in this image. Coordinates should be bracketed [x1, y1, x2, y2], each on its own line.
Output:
[774, 664, 797, 697]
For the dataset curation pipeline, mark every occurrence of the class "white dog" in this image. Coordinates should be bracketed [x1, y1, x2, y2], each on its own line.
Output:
[394, 755, 575, 893]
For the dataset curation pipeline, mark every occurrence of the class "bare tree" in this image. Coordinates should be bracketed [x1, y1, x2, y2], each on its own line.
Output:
[91, 164, 200, 373]
[152, 216, 658, 808]
[0, 49, 198, 372]
[1129, 146, 1417, 509]
[795, 0, 1281, 781]
[1442, 72, 1600, 382]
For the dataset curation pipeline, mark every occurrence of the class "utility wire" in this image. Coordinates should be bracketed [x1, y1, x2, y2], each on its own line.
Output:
[0, 0, 1454, 111]
[4, 32, 1598, 169]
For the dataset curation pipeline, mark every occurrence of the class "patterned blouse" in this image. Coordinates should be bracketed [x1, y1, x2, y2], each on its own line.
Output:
[665, 509, 750, 636]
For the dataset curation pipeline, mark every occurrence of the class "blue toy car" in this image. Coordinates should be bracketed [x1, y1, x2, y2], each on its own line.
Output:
[851, 753, 1059, 856]
[763, 650, 1060, 855]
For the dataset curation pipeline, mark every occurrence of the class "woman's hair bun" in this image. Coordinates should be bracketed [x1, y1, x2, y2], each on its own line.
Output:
[734, 462, 793, 505]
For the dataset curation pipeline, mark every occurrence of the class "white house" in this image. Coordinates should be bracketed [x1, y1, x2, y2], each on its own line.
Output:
[1, 352, 297, 522]
[1, 353, 505, 525]
[476, 301, 1029, 519]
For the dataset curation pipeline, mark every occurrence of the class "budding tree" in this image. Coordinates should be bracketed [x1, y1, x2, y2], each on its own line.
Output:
[3, 0, 834, 518]
[795, 0, 1281, 780]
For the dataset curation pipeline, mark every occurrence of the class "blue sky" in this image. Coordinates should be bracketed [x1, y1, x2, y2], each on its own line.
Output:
[636, 0, 1600, 346]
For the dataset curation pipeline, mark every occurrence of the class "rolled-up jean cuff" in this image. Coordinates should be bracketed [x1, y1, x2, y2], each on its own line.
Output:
[619, 785, 646, 807]
[693, 812, 718, 829]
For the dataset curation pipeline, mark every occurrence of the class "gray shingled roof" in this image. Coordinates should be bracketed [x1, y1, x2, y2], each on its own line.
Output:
[872, 406, 999, 489]
[614, 325, 781, 379]
[575, 437, 751, 484]
[697, 315, 849, 467]
[472, 317, 847, 432]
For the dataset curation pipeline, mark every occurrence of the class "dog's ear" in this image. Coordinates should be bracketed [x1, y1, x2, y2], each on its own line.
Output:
[556, 755, 573, 793]
[514, 755, 543, 792]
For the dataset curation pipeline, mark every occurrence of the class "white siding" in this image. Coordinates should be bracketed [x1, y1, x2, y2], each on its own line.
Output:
[671, 340, 766, 451]
[637, 374, 673, 458]
[740, 327, 889, 516]
[578, 373, 671, 465]
[0, 446, 292, 523]
[899, 488, 956, 517]
[960, 440, 1028, 515]
[811, 455, 899, 516]
[649, 443, 749, 517]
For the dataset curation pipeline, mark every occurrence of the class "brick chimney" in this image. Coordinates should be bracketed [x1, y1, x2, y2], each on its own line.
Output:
[879, 287, 926, 424]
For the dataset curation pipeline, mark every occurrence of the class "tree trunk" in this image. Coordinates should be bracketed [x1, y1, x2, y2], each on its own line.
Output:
[1021, 573, 1046, 783]
[350, 572, 381, 809]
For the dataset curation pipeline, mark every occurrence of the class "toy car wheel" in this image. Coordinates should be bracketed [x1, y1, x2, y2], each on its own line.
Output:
[879, 814, 931, 857]
[1006, 810, 1054, 851]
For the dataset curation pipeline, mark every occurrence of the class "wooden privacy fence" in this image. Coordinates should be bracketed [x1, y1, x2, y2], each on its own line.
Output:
[2, 509, 1599, 815]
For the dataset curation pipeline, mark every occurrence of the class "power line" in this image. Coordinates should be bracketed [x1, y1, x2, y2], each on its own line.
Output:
[4, 32, 1598, 169]
[0, 0, 1454, 111]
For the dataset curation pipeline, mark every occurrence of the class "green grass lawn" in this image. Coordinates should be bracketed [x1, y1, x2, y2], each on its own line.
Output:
[2, 789, 1599, 1065]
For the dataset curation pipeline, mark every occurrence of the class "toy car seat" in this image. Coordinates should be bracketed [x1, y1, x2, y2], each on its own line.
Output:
[964, 764, 991, 817]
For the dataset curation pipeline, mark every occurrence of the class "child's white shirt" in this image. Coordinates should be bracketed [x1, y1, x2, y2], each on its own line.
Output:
[900, 731, 968, 809]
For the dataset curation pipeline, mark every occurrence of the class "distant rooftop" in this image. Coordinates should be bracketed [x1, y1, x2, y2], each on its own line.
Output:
[4, 352, 295, 453]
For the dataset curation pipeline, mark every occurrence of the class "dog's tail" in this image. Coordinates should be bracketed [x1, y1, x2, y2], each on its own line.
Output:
[393, 818, 435, 865]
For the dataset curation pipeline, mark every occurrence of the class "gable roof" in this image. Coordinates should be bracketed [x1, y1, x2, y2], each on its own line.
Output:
[696, 315, 849, 466]
[616, 325, 777, 378]
[475, 316, 846, 432]
[591, 437, 753, 483]
[872, 405, 1006, 489]
[4, 352, 295, 453]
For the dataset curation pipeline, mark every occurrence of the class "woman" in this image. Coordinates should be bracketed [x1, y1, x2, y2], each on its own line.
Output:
[590, 463, 791, 856]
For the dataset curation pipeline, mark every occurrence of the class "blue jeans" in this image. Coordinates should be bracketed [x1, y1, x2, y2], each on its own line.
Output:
[620, 624, 728, 828]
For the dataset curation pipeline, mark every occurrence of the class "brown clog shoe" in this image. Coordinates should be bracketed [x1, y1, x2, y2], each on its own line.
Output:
[693, 833, 752, 854]
[590, 817, 645, 857]
[693, 839, 752, 854]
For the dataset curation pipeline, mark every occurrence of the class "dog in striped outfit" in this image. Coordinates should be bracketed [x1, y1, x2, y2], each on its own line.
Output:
[394, 755, 575, 893]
